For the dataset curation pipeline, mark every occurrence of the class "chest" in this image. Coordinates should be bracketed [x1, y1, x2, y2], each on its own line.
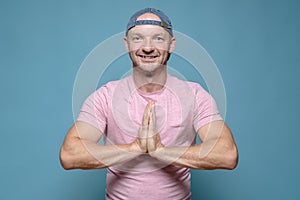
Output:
[105, 90, 196, 146]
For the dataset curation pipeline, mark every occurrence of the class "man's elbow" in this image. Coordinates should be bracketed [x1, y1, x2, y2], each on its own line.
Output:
[224, 145, 238, 170]
[59, 147, 75, 170]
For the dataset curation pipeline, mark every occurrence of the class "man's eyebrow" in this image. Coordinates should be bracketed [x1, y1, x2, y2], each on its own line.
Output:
[153, 33, 165, 36]
[129, 32, 143, 37]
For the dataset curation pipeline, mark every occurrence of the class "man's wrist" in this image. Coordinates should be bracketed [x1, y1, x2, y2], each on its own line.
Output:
[128, 141, 144, 155]
[149, 145, 165, 158]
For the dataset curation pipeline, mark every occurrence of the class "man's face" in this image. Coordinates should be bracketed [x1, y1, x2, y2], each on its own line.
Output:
[124, 24, 175, 73]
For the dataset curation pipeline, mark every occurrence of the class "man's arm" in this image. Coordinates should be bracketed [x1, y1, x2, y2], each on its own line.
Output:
[59, 101, 155, 170]
[148, 105, 238, 169]
[59, 121, 144, 170]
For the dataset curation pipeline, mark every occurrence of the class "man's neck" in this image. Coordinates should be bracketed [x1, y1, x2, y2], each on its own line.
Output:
[133, 67, 167, 93]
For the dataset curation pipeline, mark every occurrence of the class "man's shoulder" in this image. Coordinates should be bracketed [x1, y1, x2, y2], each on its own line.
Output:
[167, 74, 206, 92]
[95, 76, 132, 93]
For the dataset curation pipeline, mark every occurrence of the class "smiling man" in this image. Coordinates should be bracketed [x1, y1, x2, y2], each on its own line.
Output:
[60, 8, 238, 200]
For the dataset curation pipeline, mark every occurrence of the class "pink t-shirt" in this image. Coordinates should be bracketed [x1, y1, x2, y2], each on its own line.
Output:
[77, 75, 222, 200]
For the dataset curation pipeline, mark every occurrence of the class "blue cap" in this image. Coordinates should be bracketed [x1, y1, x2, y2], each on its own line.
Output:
[126, 8, 173, 36]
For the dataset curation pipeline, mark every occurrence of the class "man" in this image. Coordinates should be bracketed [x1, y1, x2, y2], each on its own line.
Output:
[60, 8, 238, 200]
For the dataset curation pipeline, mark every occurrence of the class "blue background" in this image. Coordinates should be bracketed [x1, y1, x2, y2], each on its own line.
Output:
[1, 0, 299, 199]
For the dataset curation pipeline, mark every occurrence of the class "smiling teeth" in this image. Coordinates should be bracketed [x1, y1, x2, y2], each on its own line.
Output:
[141, 56, 156, 58]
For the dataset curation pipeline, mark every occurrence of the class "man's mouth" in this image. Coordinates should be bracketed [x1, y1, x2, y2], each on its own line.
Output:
[139, 55, 158, 59]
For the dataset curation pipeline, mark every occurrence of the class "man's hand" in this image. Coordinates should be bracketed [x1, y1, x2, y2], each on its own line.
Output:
[136, 100, 152, 153]
[133, 100, 164, 154]
[147, 102, 164, 154]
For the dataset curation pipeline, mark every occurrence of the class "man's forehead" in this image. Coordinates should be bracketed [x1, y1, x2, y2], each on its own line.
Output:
[136, 13, 161, 21]
[128, 25, 168, 36]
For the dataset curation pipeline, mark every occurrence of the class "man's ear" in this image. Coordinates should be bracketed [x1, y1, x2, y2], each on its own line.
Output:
[124, 36, 129, 52]
[168, 37, 176, 53]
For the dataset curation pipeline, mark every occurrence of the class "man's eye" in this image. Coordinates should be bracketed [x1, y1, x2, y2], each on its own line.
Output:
[132, 37, 142, 42]
[153, 37, 164, 42]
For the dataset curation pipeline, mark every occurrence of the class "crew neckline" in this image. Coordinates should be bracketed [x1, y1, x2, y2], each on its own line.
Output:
[130, 75, 169, 96]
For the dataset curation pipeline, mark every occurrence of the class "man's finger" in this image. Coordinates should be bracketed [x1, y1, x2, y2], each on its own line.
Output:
[150, 103, 156, 128]
[148, 103, 157, 137]
[142, 100, 154, 126]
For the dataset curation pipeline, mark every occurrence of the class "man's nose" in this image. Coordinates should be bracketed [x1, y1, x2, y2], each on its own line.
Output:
[141, 39, 155, 53]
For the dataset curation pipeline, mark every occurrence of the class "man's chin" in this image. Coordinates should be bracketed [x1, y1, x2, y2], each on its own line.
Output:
[133, 63, 165, 74]
[139, 63, 163, 69]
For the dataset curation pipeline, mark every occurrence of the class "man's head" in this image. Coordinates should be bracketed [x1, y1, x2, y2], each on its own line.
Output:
[126, 8, 173, 37]
[124, 8, 176, 72]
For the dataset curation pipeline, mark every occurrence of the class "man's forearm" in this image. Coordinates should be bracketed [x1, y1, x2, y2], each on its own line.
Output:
[60, 137, 141, 170]
[150, 141, 238, 170]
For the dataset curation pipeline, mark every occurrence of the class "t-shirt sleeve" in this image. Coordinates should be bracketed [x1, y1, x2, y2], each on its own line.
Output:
[193, 84, 223, 132]
[76, 87, 108, 133]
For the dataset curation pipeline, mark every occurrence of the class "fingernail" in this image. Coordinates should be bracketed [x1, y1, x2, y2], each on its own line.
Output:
[149, 99, 155, 104]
